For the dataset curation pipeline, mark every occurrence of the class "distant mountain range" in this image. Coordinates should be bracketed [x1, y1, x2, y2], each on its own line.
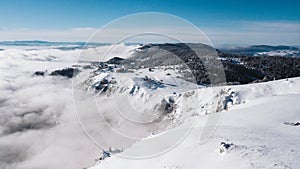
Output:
[219, 45, 300, 57]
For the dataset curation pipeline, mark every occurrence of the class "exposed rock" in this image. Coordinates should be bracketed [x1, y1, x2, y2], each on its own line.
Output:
[283, 122, 300, 126]
[50, 68, 79, 78]
[143, 76, 165, 89]
[33, 71, 46, 76]
[94, 79, 109, 91]
[98, 151, 110, 161]
[82, 65, 94, 69]
[98, 62, 109, 69]
[129, 85, 139, 95]
[219, 142, 235, 154]
[157, 98, 175, 114]
[168, 96, 175, 103]
[106, 57, 125, 65]
[223, 89, 240, 110]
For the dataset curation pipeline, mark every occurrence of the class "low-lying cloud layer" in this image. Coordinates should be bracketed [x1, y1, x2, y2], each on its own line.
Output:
[0, 45, 138, 169]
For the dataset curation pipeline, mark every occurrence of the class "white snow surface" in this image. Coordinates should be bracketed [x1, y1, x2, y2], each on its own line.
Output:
[89, 78, 300, 169]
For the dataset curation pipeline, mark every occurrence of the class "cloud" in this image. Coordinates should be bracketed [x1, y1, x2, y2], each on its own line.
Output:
[0, 20, 299, 46]
[0, 44, 142, 169]
[71, 27, 98, 32]
[204, 21, 300, 46]
[0, 47, 101, 169]
[0, 28, 96, 42]
[242, 21, 300, 32]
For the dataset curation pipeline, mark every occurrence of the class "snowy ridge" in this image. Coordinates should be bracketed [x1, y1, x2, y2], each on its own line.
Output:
[89, 77, 300, 169]
[77, 64, 237, 130]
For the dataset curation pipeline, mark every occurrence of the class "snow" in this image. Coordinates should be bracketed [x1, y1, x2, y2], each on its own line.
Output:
[89, 78, 300, 169]
[254, 50, 300, 57]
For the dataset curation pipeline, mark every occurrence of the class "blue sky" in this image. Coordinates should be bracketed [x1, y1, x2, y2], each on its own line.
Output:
[0, 0, 300, 45]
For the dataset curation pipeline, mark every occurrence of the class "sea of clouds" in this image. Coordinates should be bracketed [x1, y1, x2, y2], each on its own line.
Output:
[0, 43, 137, 169]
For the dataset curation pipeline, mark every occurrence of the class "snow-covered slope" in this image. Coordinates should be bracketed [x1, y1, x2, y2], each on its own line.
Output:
[89, 78, 300, 169]
[254, 50, 300, 57]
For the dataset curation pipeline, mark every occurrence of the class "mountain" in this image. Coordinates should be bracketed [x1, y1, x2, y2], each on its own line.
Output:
[88, 71, 300, 169]
[63, 43, 299, 168]
[120, 43, 300, 84]
[219, 45, 300, 57]
[57, 43, 298, 168]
